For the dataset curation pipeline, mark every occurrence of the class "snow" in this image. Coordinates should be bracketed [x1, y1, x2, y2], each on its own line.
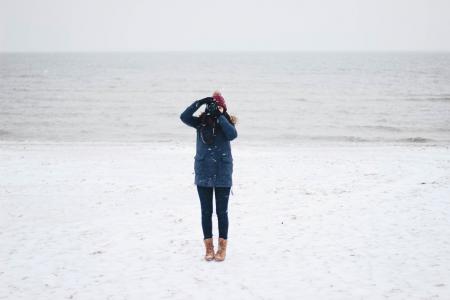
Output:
[1, 142, 450, 299]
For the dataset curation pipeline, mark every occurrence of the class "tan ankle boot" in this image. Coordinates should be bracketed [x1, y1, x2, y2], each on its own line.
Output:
[214, 238, 228, 261]
[203, 238, 215, 261]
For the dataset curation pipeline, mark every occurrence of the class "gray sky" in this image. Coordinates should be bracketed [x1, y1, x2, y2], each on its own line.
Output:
[1, 0, 449, 52]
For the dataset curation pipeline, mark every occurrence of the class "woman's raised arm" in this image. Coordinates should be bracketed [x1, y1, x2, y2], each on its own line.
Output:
[180, 98, 213, 128]
[180, 101, 202, 128]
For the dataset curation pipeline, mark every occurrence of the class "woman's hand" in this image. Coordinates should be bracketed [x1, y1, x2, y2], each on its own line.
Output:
[196, 97, 214, 107]
[211, 105, 224, 118]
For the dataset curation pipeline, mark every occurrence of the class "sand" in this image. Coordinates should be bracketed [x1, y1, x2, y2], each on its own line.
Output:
[1, 142, 450, 299]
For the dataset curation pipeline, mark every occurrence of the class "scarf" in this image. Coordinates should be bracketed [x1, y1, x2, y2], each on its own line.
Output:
[198, 113, 217, 145]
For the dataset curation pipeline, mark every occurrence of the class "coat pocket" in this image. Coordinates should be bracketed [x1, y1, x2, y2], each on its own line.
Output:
[221, 156, 233, 163]
[194, 153, 206, 174]
[220, 155, 233, 176]
[194, 153, 206, 161]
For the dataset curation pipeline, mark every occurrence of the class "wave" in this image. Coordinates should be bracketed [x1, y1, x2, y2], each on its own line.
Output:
[289, 97, 308, 102]
[268, 134, 443, 144]
[404, 96, 450, 102]
[395, 137, 434, 143]
[308, 135, 370, 142]
[352, 125, 403, 132]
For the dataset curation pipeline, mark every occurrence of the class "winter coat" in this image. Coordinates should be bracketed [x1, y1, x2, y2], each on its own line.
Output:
[180, 100, 238, 187]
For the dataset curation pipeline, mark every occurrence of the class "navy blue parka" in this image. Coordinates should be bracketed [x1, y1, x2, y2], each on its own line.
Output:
[180, 100, 238, 187]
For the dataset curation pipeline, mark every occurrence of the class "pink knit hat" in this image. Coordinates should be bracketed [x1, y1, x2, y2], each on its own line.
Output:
[212, 91, 227, 112]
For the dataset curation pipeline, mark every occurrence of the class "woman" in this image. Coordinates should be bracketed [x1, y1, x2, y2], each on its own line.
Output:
[179, 91, 238, 262]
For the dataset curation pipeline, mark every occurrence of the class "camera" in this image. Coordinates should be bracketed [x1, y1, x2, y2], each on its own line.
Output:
[205, 101, 218, 116]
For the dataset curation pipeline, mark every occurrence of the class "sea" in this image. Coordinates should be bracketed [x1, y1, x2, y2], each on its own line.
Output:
[1, 52, 449, 146]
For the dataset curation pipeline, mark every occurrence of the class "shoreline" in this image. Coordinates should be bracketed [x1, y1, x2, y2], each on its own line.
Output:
[1, 139, 449, 148]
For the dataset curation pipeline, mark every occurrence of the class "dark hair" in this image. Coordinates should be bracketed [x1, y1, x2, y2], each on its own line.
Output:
[199, 111, 238, 125]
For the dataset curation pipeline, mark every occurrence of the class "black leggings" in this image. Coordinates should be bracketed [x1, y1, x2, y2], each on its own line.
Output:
[196, 185, 231, 240]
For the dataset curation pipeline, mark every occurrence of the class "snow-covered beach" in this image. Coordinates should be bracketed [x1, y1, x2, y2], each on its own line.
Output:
[1, 141, 449, 299]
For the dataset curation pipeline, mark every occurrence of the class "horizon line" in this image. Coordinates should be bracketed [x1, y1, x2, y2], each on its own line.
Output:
[1, 49, 450, 54]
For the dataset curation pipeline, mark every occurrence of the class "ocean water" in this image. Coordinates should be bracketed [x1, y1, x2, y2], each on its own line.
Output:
[1, 52, 449, 145]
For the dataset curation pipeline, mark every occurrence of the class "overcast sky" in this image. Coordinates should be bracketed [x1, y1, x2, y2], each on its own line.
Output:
[1, 0, 449, 52]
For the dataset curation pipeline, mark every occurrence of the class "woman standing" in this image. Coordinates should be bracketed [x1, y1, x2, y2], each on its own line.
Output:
[180, 91, 238, 261]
